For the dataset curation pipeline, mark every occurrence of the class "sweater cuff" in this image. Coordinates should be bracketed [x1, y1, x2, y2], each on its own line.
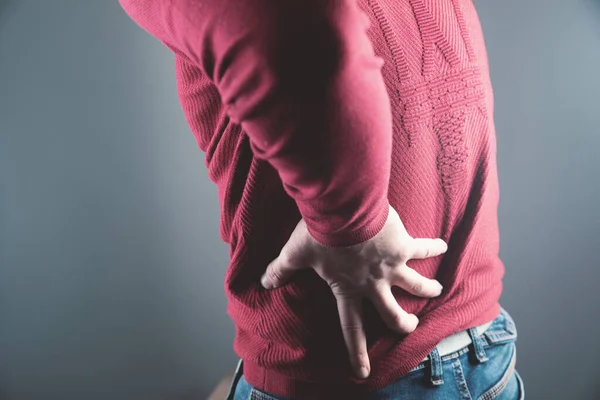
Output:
[307, 200, 390, 248]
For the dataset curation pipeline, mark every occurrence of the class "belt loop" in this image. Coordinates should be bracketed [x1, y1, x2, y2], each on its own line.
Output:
[428, 347, 444, 386]
[468, 327, 489, 363]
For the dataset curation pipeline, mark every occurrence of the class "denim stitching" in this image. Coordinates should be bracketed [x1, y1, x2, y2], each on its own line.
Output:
[477, 344, 517, 400]
[429, 347, 444, 386]
[514, 370, 526, 400]
[250, 388, 279, 400]
[442, 346, 471, 361]
[482, 308, 518, 346]
[484, 330, 509, 336]
[452, 358, 473, 400]
[483, 331, 517, 346]
[408, 345, 471, 373]
[408, 362, 427, 373]
[468, 327, 489, 363]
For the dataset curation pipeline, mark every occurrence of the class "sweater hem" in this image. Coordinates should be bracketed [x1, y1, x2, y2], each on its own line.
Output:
[243, 300, 501, 399]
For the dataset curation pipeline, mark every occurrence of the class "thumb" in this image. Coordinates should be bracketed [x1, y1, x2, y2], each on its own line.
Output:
[261, 255, 297, 289]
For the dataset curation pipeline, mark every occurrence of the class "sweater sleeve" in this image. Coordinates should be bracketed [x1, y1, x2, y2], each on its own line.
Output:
[119, 0, 392, 247]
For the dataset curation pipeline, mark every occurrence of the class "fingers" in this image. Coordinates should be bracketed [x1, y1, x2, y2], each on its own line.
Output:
[369, 283, 419, 333]
[261, 253, 300, 289]
[391, 265, 443, 298]
[409, 238, 448, 259]
[334, 294, 370, 380]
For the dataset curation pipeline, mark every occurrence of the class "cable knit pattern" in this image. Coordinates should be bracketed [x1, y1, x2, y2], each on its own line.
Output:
[119, 0, 504, 398]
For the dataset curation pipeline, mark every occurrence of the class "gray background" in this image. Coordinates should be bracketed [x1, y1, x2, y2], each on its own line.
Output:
[1, 0, 598, 399]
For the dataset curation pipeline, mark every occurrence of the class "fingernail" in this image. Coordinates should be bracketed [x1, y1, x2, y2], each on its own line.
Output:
[359, 366, 369, 379]
[436, 282, 443, 293]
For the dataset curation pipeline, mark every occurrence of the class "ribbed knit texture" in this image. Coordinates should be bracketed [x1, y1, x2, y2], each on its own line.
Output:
[119, 0, 504, 398]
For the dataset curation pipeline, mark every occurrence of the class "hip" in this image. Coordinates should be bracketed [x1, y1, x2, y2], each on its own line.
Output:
[227, 306, 524, 400]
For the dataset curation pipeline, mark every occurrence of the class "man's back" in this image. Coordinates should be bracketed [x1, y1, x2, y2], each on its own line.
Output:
[119, 0, 504, 397]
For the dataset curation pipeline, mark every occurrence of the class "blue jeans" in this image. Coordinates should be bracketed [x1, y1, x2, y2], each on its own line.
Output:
[227, 307, 524, 399]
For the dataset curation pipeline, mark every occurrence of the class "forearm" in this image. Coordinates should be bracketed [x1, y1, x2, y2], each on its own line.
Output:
[119, 0, 393, 246]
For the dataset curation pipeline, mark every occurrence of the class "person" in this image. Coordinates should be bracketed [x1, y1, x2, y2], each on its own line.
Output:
[118, 0, 524, 399]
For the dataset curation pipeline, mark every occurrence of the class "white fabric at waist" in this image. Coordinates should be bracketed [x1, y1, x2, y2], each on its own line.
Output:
[421, 319, 494, 362]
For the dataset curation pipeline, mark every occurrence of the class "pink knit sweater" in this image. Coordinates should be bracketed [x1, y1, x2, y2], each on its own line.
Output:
[119, 0, 504, 398]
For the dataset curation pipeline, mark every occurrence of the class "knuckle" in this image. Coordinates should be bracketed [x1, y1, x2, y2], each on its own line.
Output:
[329, 281, 343, 295]
[412, 283, 423, 293]
[330, 282, 362, 298]
[341, 324, 362, 332]
[267, 267, 282, 282]
[330, 282, 353, 298]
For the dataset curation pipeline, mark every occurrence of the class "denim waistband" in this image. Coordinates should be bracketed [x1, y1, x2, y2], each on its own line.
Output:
[420, 319, 494, 362]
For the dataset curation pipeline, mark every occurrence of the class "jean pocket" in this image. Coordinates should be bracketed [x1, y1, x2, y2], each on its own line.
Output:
[468, 307, 521, 400]
[481, 306, 518, 347]
[476, 343, 520, 400]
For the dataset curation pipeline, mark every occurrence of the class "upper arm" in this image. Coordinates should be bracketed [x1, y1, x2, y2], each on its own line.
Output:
[167, 0, 372, 120]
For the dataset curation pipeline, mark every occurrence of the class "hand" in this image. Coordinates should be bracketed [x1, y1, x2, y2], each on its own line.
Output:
[260, 204, 447, 380]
